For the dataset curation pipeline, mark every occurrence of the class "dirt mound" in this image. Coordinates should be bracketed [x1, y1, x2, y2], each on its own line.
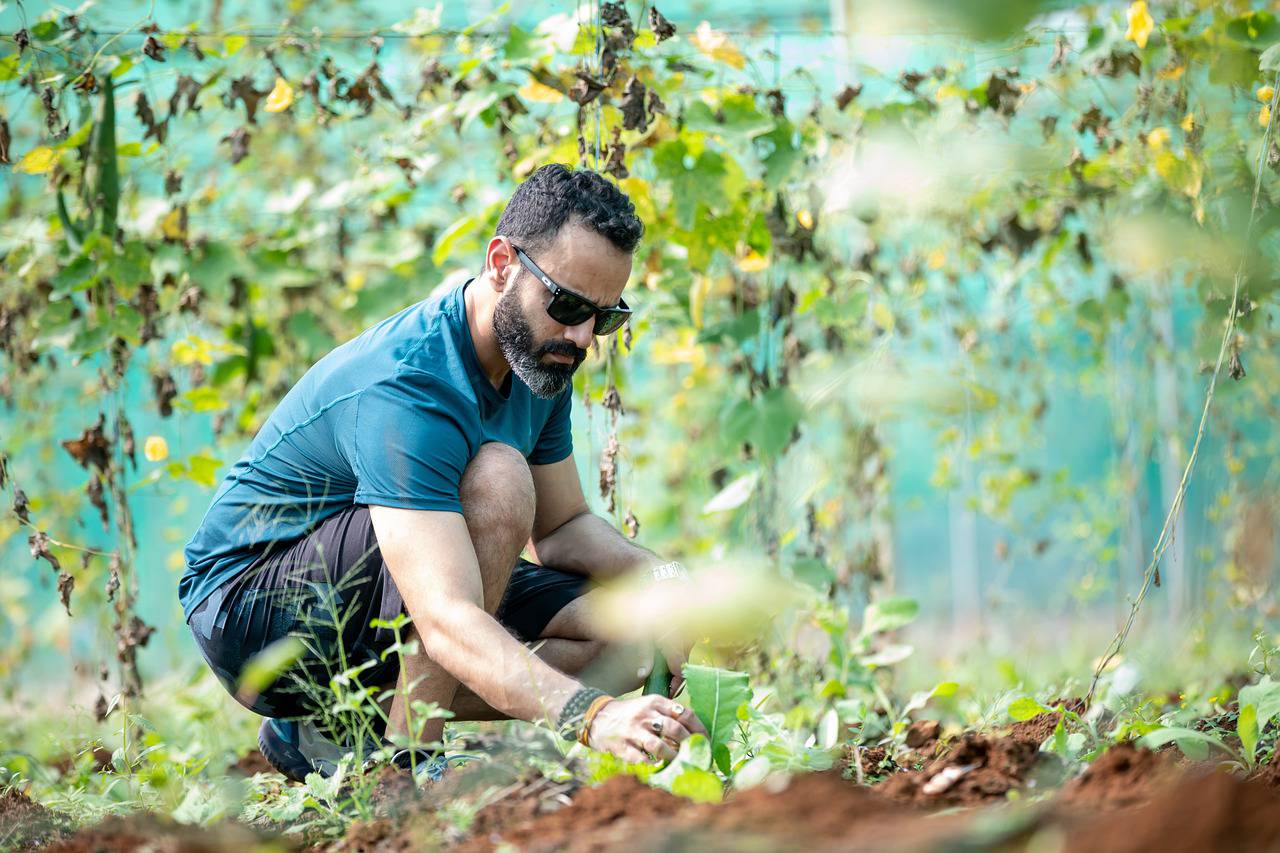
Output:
[1006, 698, 1085, 746]
[876, 732, 1041, 806]
[0, 788, 74, 849]
[1060, 741, 1175, 810]
[1063, 769, 1280, 852]
[228, 749, 274, 777]
[42, 814, 286, 852]
[458, 770, 976, 853]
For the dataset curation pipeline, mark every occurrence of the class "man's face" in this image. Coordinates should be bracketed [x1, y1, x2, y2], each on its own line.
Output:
[493, 223, 632, 398]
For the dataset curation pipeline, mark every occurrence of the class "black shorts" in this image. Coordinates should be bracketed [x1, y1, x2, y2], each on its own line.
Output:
[186, 504, 589, 719]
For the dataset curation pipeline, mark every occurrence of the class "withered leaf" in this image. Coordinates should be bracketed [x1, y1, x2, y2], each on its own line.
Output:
[226, 76, 266, 124]
[57, 571, 74, 615]
[28, 530, 61, 572]
[568, 70, 605, 106]
[604, 133, 628, 178]
[183, 35, 205, 61]
[647, 89, 666, 116]
[142, 34, 166, 62]
[15, 28, 30, 54]
[164, 169, 182, 196]
[1090, 49, 1140, 78]
[899, 70, 925, 93]
[105, 552, 121, 602]
[1073, 105, 1109, 141]
[87, 474, 109, 530]
[118, 414, 136, 468]
[620, 76, 648, 132]
[177, 285, 202, 314]
[62, 413, 111, 472]
[12, 487, 29, 523]
[602, 1, 635, 51]
[167, 74, 204, 119]
[602, 382, 624, 415]
[152, 371, 178, 417]
[0, 115, 10, 164]
[835, 83, 863, 111]
[0, 452, 6, 488]
[649, 7, 676, 42]
[984, 73, 1020, 116]
[94, 694, 110, 722]
[1230, 351, 1246, 381]
[221, 126, 252, 164]
[625, 509, 639, 539]
[135, 91, 167, 143]
[599, 433, 619, 513]
[1049, 36, 1070, 71]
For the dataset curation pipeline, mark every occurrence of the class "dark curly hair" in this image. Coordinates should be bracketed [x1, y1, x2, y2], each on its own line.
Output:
[493, 164, 644, 258]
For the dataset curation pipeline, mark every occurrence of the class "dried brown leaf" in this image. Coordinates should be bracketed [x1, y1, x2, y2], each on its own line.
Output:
[61, 414, 111, 472]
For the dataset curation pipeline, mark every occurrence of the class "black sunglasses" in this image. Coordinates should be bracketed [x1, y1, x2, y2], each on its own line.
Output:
[511, 245, 632, 336]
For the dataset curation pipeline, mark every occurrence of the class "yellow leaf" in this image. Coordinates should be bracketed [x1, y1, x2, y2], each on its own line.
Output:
[690, 21, 744, 70]
[1261, 105, 1273, 128]
[796, 209, 814, 230]
[1180, 112, 1195, 133]
[736, 250, 769, 272]
[518, 80, 563, 103]
[1146, 127, 1169, 149]
[14, 146, 58, 174]
[160, 208, 186, 240]
[264, 77, 294, 113]
[871, 302, 895, 332]
[144, 436, 169, 463]
[1258, 85, 1275, 104]
[1124, 1, 1154, 49]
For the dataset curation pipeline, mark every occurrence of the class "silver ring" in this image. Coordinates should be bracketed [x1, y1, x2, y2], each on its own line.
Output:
[650, 718, 664, 735]
[671, 703, 685, 717]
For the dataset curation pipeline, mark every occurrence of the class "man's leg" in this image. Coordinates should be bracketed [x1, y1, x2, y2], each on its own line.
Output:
[385, 442, 535, 745]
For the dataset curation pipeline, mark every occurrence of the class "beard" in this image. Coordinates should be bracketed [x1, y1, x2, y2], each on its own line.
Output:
[493, 282, 586, 399]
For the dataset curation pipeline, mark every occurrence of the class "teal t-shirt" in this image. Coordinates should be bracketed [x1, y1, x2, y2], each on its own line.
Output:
[179, 278, 573, 620]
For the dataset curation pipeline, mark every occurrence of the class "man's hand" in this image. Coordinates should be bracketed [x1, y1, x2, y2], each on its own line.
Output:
[586, 695, 707, 763]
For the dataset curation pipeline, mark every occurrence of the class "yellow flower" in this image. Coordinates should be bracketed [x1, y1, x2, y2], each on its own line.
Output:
[1258, 85, 1275, 104]
[1125, 1, 1154, 49]
[1146, 127, 1169, 148]
[796, 209, 814, 229]
[144, 435, 169, 462]
[1180, 113, 1195, 133]
[264, 77, 294, 113]
[736, 250, 769, 272]
[1261, 105, 1273, 128]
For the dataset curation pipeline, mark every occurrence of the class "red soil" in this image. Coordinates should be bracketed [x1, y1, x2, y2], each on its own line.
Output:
[876, 731, 1041, 806]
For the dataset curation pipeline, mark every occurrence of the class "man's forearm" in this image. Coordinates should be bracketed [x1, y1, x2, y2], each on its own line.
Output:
[415, 596, 582, 725]
[530, 511, 663, 582]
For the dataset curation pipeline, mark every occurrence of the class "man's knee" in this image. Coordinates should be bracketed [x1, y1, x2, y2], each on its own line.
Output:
[460, 442, 535, 544]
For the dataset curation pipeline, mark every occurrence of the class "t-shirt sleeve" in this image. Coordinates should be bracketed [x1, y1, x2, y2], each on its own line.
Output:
[528, 386, 574, 466]
[346, 373, 474, 512]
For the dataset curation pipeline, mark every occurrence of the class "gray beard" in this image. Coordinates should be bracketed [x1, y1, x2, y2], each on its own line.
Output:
[493, 285, 584, 399]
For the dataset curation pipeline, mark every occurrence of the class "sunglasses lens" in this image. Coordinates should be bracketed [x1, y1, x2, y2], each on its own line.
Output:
[594, 310, 627, 336]
[548, 292, 596, 327]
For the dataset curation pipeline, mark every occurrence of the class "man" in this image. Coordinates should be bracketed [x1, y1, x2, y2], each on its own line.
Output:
[180, 164, 704, 781]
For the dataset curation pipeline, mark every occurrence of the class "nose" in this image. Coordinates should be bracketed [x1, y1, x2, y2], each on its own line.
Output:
[563, 318, 593, 350]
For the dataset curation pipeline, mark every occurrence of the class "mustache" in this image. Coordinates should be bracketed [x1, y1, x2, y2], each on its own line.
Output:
[535, 341, 587, 363]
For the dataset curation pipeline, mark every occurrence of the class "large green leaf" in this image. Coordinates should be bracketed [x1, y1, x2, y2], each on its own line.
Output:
[682, 665, 750, 774]
[650, 733, 722, 802]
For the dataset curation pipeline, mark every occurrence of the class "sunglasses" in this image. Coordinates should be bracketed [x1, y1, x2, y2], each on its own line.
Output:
[511, 245, 632, 336]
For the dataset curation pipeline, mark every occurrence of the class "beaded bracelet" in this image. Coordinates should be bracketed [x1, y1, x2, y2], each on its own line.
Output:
[557, 686, 609, 738]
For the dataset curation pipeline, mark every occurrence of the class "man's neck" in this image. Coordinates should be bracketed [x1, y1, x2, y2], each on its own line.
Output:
[464, 276, 512, 391]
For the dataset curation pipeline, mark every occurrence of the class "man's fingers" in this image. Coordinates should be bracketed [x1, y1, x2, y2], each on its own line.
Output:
[639, 734, 677, 762]
[660, 718, 692, 744]
[619, 746, 648, 764]
[673, 704, 707, 735]
[667, 672, 685, 698]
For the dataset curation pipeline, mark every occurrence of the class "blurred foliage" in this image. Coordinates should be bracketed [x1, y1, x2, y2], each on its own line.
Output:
[1, 0, 1280, 766]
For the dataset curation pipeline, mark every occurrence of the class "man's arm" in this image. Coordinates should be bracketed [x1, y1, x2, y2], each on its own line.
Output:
[527, 453, 665, 582]
[368, 503, 705, 759]
[370, 505, 580, 722]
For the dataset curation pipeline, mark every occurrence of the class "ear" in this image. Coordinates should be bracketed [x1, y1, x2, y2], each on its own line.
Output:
[484, 237, 519, 293]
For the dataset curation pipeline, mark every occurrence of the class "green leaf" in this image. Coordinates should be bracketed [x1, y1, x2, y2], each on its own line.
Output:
[682, 665, 751, 774]
[1138, 727, 1234, 762]
[670, 767, 723, 803]
[0, 54, 26, 82]
[861, 597, 919, 635]
[432, 213, 482, 267]
[651, 733, 713, 791]
[1240, 704, 1259, 765]
[1008, 697, 1048, 721]
[185, 453, 223, 487]
[222, 35, 247, 57]
[31, 20, 61, 41]
[1262, 43, 1280, 72]
[1239, 676, 1280, 731]
[235, 637, 305, 702]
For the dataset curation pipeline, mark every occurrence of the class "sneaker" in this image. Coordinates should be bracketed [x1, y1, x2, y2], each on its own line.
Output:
[258, 717, 447, 783]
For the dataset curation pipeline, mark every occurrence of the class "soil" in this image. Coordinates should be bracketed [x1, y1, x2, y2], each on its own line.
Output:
[0, 789, 73, 850]
[40, 814, 284, 853]
[228, 749, 274, 777]
[876, 731, 1043, 806]
[1005, 699, 1086, 746]
[1059, 741, 1176, 810]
